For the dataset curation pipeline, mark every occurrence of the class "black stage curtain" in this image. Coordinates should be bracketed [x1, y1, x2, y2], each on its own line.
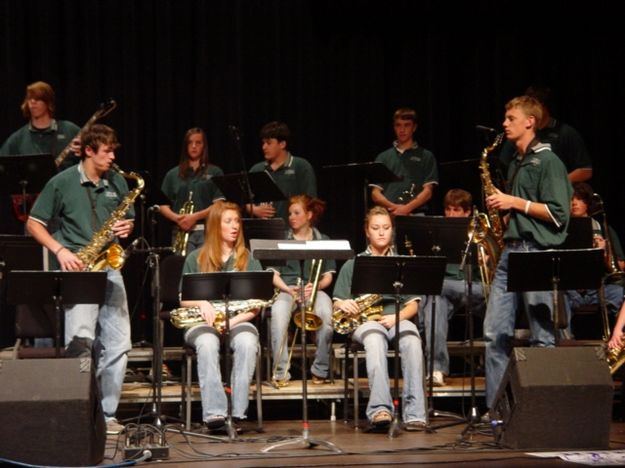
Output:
[2, 0, 624, 247]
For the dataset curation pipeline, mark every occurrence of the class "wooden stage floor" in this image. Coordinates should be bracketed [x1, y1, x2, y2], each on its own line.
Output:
[101, 418, 625, 467]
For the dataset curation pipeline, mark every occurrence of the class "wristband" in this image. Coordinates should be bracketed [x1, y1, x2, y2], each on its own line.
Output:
[524, 200, 532, 215]
[54, 246, 66, 256]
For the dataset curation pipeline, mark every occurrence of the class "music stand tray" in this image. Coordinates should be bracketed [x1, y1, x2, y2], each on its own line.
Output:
[0, 154, 55, 195]
[395, 216, 470, 261]
[560, 217, 593, 250]
[212, 171, 286, 206]
[6, 271, 107, 356]
[508, 248, 604, 292]
[0, 235, 45, 272]
[181, 271, 275, 302]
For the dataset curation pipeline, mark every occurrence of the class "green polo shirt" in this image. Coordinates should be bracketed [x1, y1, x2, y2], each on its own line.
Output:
[0, 119, 80, 169]
[29, 162, 134, 253]
[181, 248, 262, 292]
[371, 142, 438, 211]
[504, 142, 572, 247]
[249, 153, 317, 220]
[161, 164, 224, 213]
[275, 228, 337, 286]
[333, 249, 420, 316]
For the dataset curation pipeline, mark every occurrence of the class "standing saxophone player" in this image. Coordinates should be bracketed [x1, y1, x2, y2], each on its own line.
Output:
[483, 96, 572, 411]
[160, 128, 225, 254]
[26, 124, 135, 435]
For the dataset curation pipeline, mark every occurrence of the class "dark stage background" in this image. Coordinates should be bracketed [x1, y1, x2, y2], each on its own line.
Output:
[2, 1, 624, 342]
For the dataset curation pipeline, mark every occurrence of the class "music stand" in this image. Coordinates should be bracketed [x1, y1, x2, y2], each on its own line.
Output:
[242, 218, 286, 266]
[181, 271, 274, 441]
[0, 154, 56, 229]
[352, 255, 446, 437]
[251, 239, 352, 453]
[560, 217, 593, 249]
[322, 162, 401, 216]
[6, 271, 107, 357]
[508, 248, 604, 344]
[212, 171, 286, 208]
[395, 216, 474, 428]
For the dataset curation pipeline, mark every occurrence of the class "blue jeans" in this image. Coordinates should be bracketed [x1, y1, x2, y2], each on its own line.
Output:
[352, 319, 426, 423]
[185, 322, 258, 421]
[64, 269, 131, 421]
[483, 242, 555, 408]
[270, 291, 333, 380]
[420, 278, 484, 375]
[565, 284, 624, 320]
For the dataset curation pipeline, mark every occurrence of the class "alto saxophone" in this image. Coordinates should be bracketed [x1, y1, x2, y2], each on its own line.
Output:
[471, 133, 505, 299]
[332, 293, 384, 334]
[172, 191, 195, 256]
[76, 164, 144, 271]
[170, 295, 277, 334]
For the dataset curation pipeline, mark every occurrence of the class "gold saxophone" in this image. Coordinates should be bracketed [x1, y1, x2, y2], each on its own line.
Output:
[471, 133, 505, 300]
[169, 295, 277, 334]
[332, 293, 384, 334]
[172, 191, 195, 256]
[76, 164, 144, 272]
[606, 340, 625, 375]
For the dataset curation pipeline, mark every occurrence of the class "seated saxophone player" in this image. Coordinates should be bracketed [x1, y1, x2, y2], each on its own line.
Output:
[563, 182, 624, 334]
[159, 128, 225, 255]
[25, 124, 135, 436]
[332, 206, 426, 431]
[179, 201, 284, 431]
[270, 195, 336, 385]
[419, 189, 485, 387]
[483, 96, 572, 411]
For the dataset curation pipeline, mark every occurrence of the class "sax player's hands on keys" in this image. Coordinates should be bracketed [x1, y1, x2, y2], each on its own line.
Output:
[112, 219, 134, 238]
[486, 188, 517, 211]
[57, 248, 85, 272]
[198, 301, 217, 327]
[608, 333, 623, 351]
[334, 299, 360, 316]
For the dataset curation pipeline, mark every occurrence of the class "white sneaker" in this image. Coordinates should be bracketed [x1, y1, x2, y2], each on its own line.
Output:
[432, 371, 445, 387]
[106, 418, 125, 435]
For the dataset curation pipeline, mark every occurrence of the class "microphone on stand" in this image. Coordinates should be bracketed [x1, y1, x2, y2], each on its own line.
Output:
[475, 125, 497, 133]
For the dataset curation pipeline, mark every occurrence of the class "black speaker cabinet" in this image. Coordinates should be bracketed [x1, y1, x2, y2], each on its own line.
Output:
[0, 358, 106, 466]
[491, 347, 613, 450]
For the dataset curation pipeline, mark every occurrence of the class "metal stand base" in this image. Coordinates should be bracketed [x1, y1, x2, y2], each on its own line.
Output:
[262, 426, 342, 453]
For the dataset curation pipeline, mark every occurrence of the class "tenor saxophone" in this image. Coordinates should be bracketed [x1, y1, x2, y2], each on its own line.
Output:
[170, 295, 277, 333]
[76, 164, 144, 271]
[332, 293, 384, 334]
[471, 133, 505, 299]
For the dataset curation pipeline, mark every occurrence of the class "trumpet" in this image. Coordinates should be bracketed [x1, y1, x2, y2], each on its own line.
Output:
[172, 191, 195, 256]
[592, 193, 625, 285]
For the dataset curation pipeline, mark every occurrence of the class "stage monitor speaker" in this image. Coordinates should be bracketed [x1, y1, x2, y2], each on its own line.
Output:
[0, 358, 106, 466]
[491, 347, 613, 450]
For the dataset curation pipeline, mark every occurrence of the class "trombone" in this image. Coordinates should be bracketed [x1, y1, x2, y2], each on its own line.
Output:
[271, 259, 324, 387]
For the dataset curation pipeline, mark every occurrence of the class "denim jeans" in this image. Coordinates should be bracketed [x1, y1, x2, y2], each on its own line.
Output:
[185, 322, 258, 421]
[352, 319, 426, 423]
[483, 242, 556, 408]
[565, 284, 624, 321]
[64, 269, 131, 421]
[420, 278, 484, 375]
[270, 291, 333, 380]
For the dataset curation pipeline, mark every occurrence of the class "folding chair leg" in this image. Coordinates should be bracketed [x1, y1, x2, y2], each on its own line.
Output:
[255, 346, 263, 431]
[185, 353, 193, 430]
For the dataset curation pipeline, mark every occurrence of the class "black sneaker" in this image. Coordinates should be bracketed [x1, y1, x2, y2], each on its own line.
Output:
[205, 416, 226, 430]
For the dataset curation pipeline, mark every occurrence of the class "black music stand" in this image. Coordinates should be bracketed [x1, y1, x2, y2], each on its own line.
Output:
[181, 271, 274, 441]
[251, 239, 352, 453]
[352, 255, 446, 438]
[0, 154, 55, 230]
[6, 271, 107, 357]
[508, 248, 604, 345]
[242, 218, 286, 266]
[560, 217, 593, 250]
[395, 216, 473, 428]
[322, 162, 401, 216]
[213, 171, 286, 208]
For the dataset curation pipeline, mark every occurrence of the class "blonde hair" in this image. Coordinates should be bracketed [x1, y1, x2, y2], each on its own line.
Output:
[364, 206, 392, 230]
[505, 95, 543, 129]
[196, 202, 248, 272]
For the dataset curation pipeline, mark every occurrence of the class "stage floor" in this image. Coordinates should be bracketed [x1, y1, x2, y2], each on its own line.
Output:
[101, 418, 625, 467]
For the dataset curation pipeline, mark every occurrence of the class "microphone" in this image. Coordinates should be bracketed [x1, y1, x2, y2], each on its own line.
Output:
[147, 204, 160, 213]
[476, 125, 497, 133]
